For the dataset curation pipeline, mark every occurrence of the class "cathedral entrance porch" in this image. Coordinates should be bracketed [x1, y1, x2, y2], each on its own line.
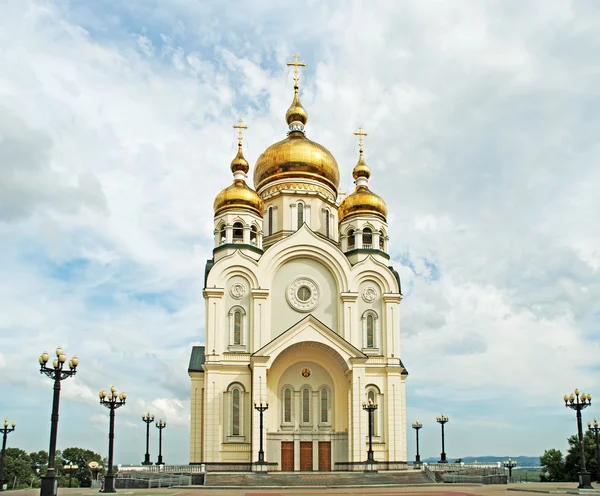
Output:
[275, 438, 337, 471]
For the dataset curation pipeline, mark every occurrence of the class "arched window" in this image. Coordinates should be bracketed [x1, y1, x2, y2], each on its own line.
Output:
[324, 210, 330, 238]
[348, 230, 355, 250]
[232, 388, 240, 435]
[363, 228, 373, 248]
[321, 389, 328, 423]
[233, 222, 243, 242]
[268, 207, 274, 236]
[233, 310, 242, 345]
[379, 230, 385, 250]
[219, 224, 226, 245]
[302, 388, 310, 423]
[367, 314, 374, 348]
[284, 388, 292, 423]
[250, 225, 258, 245]
[297, 202, 304, 230]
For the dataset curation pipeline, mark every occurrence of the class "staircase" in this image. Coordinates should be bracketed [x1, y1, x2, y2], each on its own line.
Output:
[203, 470, 432, 487]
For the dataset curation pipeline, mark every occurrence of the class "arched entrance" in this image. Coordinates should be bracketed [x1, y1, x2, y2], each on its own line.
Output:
[265, 342, 349, 471]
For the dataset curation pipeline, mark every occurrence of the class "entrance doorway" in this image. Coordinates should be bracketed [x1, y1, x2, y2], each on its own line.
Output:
[318, 441, 331, 471]
[281, 441, 294, 471]
[300, 441, 313, 471]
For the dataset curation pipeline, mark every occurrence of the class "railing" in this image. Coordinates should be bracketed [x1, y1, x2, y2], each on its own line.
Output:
[334, 461, 408, 471]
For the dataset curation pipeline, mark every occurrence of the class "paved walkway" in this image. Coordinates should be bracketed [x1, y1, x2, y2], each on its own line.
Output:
[10, 483, 600, 496]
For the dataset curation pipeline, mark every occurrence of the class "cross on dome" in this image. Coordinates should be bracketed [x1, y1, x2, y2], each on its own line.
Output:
[233, 119, 248, 147]
[286, 53, 306, 89]
[354, 127, 368, 153]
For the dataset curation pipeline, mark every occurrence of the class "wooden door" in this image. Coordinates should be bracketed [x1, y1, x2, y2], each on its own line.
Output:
[281, 441, 294, 471]
[300, 441, 313, 471]
[318, 441, 331, 471]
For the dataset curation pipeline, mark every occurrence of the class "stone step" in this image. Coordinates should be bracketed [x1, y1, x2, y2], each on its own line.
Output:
[204, 470, 432, 487]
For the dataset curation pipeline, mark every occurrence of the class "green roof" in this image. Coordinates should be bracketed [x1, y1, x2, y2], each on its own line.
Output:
[188, 346, 205, 373]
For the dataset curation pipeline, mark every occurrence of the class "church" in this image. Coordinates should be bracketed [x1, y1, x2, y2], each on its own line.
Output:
[188, 56, 408, 471]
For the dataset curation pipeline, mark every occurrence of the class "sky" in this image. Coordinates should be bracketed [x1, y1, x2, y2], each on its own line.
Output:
[1, 0, 599, 466]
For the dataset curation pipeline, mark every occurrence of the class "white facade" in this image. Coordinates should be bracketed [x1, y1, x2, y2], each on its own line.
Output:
[189, 81, 408, 471]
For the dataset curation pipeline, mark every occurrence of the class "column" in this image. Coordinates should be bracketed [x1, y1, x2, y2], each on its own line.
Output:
[355, 230, 363, 249]
[243, 225, 251, 244]
[203, 288, 225, 353]
[385, 369, 403, 461]
[250, 359, 269, 463]
[340, 293, 358, 343]
[251, 289, 269, 351]
[225, 224, 233, 244]
[349, 363, 367, 462]
[372, 231, 381, 251]
[382, 294, 402, 358]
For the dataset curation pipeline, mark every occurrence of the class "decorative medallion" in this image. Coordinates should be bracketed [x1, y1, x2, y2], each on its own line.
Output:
[286, 277, 320, 312]
[230, 283, 246, 300]
[362, 286, 378, 303]
[301, 367, 311, 378]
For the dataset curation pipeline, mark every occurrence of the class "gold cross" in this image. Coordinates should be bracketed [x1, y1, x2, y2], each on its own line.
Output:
[286, 53, 306, 87]
[354, 127, 368, 152]
[233, 119, 248, 146]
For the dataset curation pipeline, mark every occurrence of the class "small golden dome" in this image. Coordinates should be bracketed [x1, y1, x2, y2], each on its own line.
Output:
[214, 179, 264, 217]
[352, 152, 371, 180]
[338, 185, 387, 222]
[286, 88, 308, 127]
[253, 132, 340, 194]
[230, 146, 249, 175]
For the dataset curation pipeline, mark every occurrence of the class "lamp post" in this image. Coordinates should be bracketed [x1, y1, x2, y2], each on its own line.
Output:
[436, 414, 449, 463]
[504, 458, 517, 482]
[254, 401, 268, 464]
[588, 418, 600, 483]
[141, 413, 154, 465]
[564, 388, 593, 489]
[99, 386, 127, 493]
[155, 420, 166, 465]
[362, 398, 378, 464]
[39, 347, 78, 496]
[0, 418, 16, 492]
[63, 462, 78, 488]
[411, 421, 422, 466]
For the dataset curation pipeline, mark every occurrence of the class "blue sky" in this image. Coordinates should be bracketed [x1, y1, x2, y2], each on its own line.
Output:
[1, 0, 599, 465]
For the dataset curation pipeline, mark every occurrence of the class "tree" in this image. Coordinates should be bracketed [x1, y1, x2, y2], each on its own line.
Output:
[29, 450, 48, 476]
[58, 447, 103, 488]
[2, 448, 34, 489]
[540, 448, 566, 482]
[564, 431, 598, 482]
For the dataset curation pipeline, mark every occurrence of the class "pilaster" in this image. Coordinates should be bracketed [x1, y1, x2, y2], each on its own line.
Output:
[382, 294, 402, 358]
[251, 289, 270, 351]
[340, 292, 358, 343]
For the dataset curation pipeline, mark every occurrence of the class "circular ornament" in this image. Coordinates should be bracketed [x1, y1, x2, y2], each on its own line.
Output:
[230, 283, 246, 300]
[301, 367, 311, 378]
[362, 286, 378, 303]
[286, 277, 320, 312]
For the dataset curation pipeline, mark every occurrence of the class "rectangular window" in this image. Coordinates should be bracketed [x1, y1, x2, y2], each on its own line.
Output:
[232, 389, 240, 435]
[321, 389, 328, 423]
[302, 389, 310, 423]
[284, 389, 291, 423]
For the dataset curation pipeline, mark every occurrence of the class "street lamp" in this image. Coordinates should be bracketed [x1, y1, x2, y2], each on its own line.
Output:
[411, 421, 422, 465]
[253, 401, 268, 464]
[88, 462, 103, 488]
[99, 386, 127, 493]
[588, 418, 600, 483]
[155, 420, 166, 466]
[0, 418, 16, 492]
[39, 347, 78, 496]
[362, 398, 378, 464]
[63, 462, 78, 488]
[141, 413, 154, 465]
[436, 414, 449, 463]
[504, 458, 517, 482]
[564, 389, 593, 489]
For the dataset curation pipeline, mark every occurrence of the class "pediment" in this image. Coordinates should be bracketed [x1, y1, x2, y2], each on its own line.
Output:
[252, 314, 367, 368]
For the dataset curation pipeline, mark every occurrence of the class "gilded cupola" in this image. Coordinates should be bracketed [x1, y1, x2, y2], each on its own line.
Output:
[253, 54, 340, 199]
[338, 128, 387, 222]
[214, 120, 264, 218]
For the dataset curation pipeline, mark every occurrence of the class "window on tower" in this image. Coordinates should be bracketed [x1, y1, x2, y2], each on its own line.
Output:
[348, 229, 355, 250]
[367, 314, 374, 348]
[233, 310, 242, 345]
[268, 207, 274, 236]
[363, 228, 373, 248]
[379, 230, 385, 250]
[324, 210, 330, 238]
[232, 388, 240, 435]
[297, 202, 304, 230]
[233, 222, 243, 242]
[250, 225, 258, 245]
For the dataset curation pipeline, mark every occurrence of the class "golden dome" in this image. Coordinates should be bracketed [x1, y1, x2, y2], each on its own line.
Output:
[253, 131, 340, 195]
[286, 88, 308, 127]
[338, 185, 387, 222]
[214, 179, 264, 217]
[352, 152, 370, 180]
[230, 146, 249, 175]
